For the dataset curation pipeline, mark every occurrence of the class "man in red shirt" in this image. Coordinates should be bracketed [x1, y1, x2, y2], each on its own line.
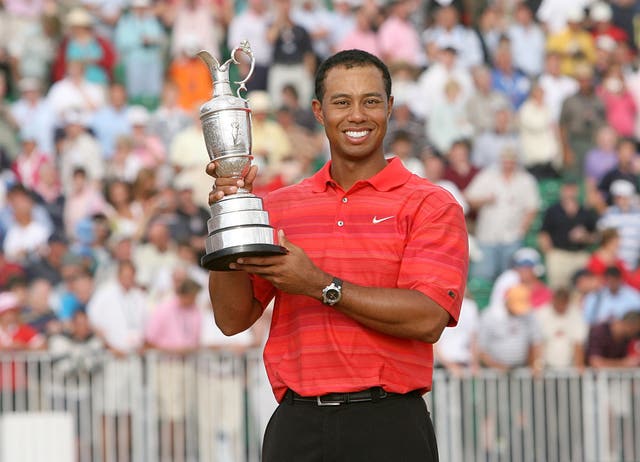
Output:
[207, 49, 468, 461]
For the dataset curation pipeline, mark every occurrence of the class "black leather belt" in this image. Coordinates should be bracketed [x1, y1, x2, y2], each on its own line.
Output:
[285, 387, 403, 406]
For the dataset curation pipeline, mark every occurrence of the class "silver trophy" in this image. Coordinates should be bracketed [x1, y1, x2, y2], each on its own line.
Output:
[198, 41, 285, 271]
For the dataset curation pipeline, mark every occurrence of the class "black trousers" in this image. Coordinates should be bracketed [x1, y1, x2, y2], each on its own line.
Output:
[262, 391, 439, 462]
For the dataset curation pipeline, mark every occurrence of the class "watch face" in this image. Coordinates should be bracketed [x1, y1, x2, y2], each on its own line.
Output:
[325, 289, 339, 302]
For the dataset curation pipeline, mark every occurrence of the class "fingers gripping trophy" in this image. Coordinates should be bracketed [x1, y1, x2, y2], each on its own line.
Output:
[198, 41, 286, 270]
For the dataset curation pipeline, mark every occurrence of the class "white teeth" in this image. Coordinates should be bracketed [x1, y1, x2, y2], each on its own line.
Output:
[345, 130, 369, 138]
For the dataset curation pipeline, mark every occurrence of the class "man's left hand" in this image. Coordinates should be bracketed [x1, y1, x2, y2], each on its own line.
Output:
[229, 230, 329, 298]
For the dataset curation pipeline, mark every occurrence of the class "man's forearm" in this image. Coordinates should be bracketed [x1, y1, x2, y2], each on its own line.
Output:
[209, 271, 263, 335]
[328, 282, 452, 343]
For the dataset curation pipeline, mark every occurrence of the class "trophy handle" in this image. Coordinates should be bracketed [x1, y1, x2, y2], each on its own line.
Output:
[230, 40, 255, 98]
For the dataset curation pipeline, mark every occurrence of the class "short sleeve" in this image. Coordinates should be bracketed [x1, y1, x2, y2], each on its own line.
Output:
[397, 197, 469, 326]
[250, 274, 277, 311]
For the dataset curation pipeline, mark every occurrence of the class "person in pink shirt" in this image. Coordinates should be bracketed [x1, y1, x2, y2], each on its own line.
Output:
[377, 0, 423, 67]
[335, 6, 380, 57]
[145, 277, 202, 352]
[597, 67, 637, 138]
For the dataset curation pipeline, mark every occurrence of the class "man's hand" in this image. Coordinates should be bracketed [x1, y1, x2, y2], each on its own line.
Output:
[206, 160, 258, 204]
[229, 230, 329, 298]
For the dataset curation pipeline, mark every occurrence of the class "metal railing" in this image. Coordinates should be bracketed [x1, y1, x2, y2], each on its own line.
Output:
[0, 352, 638, 462]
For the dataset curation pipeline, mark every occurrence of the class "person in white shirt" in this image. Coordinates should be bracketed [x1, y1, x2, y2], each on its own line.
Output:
[538, 52, 578, 123]
[536, 288, 587, 369]
[87, 260, 148, 354]
[435, 296, 479, 376]
[45, 60, 106, 126]
[10, 77, 56, 155]
[507, 3, 546, 77]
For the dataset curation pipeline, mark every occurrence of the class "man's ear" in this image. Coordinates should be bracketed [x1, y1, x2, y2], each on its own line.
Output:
[311, 99, 324, 126]
[387, 95, 394, 119]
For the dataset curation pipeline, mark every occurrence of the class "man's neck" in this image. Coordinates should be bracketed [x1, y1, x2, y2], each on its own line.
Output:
[329, 156, 387, 191]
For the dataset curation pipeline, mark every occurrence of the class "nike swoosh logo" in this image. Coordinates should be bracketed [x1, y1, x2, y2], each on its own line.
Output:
[372, 216, 394, 224]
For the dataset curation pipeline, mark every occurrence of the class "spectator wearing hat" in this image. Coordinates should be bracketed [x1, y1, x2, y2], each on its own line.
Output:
[90, 82, 132, 159]
[45, 60, 106, 127]
[10, 77, 56, 155]
[536, 288, 588, 370]
[465, 146, 541, 281]
[546, 7, 596, 77]
[114, 0, 166, 107]
[598, 179, 640, 270]
[227, 0, 272, 93]
[422, 4, 483, 69]
[0, 291, 46, 350]
[478, 284, 543, 371]
[10, 129, 50, 191]
[266, 0, 315, 109]
[413, 46, 473, 122]
[378, 0, 424, 68]
[489, 247, 553, 311]
[589, 1, 628, 45]
[538, 179, 599, 289]
[58, 108, 104, 195]
[583, 266, 640, 325]
[559, 63, 606, 179]
[465, 65, 510, 136]
[52, 7, 116, 85]
[506, 3, 545, 78]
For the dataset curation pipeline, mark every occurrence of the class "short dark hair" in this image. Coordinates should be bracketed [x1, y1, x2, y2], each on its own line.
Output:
[314, 49, 392, 102]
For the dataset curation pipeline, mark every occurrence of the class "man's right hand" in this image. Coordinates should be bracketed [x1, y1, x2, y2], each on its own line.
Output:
[206, 161, 258, 205]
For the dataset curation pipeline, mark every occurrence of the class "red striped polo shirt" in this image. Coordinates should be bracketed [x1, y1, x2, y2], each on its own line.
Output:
[252, 157, 469, 402]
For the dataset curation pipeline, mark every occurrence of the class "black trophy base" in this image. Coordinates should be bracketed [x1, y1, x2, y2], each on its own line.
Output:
[201, 243, 287, 271]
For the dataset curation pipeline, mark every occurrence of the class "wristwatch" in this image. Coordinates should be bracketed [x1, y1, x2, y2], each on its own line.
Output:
[321, 277, 343, 306]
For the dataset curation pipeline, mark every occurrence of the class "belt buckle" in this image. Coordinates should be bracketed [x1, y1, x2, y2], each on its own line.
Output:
[316, 395, 342, 406]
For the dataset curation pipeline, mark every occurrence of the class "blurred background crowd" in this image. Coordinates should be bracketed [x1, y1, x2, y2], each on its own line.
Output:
[0, 0, 639, 377]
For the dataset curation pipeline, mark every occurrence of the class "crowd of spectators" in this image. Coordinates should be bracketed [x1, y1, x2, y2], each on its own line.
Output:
[0, 0, 640, 376]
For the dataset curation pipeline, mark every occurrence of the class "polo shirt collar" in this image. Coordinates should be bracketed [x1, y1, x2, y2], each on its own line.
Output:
[310, 157, 412, 193]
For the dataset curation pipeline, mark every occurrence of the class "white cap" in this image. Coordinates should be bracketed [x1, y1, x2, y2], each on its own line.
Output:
[566, 7, 585, 23]
[127, 105, 150, 126]
[610, 179, 636, 197]
[590, 1, 612, 22]
[0, 292, 19, 314]
[66, 8, 93, 27]
[248, 91, 272, 113]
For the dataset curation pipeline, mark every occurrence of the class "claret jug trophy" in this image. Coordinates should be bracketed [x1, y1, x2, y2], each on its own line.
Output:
[198, 41, 285, 271]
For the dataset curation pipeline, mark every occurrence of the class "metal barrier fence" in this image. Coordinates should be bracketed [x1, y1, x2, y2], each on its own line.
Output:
[0, 352, 638, 462]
